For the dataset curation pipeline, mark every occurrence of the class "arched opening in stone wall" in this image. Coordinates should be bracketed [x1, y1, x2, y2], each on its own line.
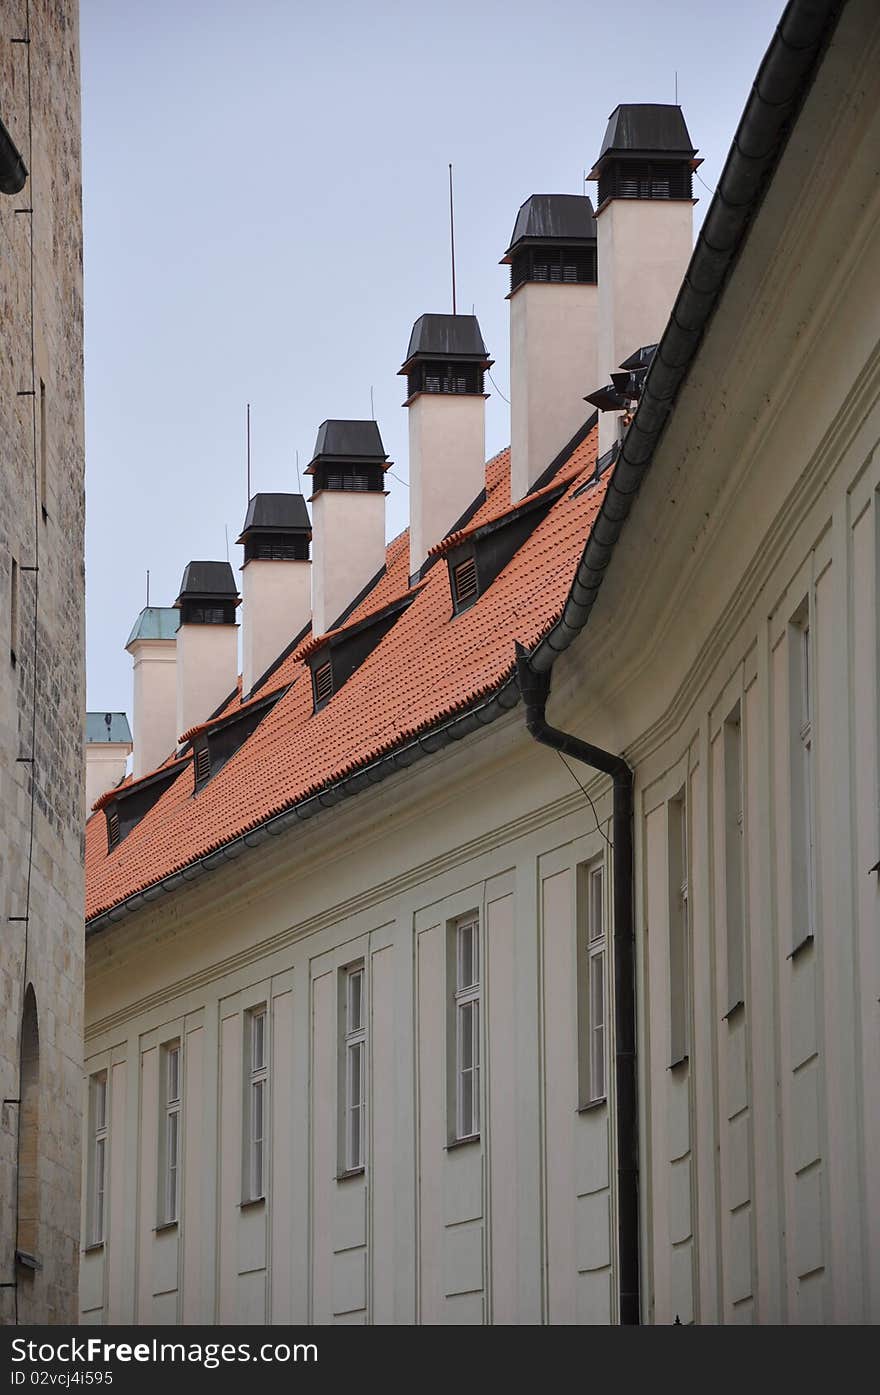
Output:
[16, 985, 40, 1264]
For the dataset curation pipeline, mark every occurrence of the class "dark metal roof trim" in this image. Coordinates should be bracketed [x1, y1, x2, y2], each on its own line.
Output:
[399, 314, 492, 373]
[592, 103, 696, 169]
[502, 193, 597, 262]
[530, 0, 844, 676]
[174, 560, 239, 605]
[308, 420, 388, 469]
[237, 493, 311, 541]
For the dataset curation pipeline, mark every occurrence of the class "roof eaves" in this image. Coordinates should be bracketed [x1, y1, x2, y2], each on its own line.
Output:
[86, 673, 521, 935]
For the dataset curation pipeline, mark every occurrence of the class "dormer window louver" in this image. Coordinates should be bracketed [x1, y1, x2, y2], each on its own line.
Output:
[452, 556, 478, 609]
[194, 744, 211, 788]
[107, 809, 120, 852]
[313, 661, 333, 709]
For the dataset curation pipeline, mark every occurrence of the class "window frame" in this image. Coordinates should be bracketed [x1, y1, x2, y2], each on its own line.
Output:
[668, 788, 690, 1069]
[159, 1041, 181, 1226]
[244, 1007, 268, 1203]
[88, 1070, 109, 1247]
[453, 915, 481, 1141]
[577, 860, 608, 1108]
[723, 704, 746, 1014]
[789, 604, 816, 955]
[10, 554, 19, 667]
[341, 963, 367, 1174]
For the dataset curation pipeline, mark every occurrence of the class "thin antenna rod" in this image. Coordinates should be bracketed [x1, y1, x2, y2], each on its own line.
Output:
[448, 162, 457, 315]
[246, 403, 251, 502]
[225, 524, 229, 564]
[370, 385, 375, 420]
[295, 449, 301, 495]
[675, 70, 678, 104]
[146, 569, 150, 608]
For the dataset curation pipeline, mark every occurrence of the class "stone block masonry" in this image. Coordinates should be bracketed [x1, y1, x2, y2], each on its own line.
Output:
[0, 0, 85, 1325]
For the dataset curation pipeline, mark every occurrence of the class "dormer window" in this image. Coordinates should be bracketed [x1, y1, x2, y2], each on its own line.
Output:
[101, 758, 189, 852]
[446, 482, 566, 617]
[307, 594, 415, 715]
[190, 687, 286, 794]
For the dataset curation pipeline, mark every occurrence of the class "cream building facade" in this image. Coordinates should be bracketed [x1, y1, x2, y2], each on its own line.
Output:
[82, 0, 879, 1325]
[1, 0, 85, 1326]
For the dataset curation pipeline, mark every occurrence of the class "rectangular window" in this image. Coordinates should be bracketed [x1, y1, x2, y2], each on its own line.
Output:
[669, 790, 689, 1067]
[160, 1042, 181, 1224]
[723, 706, 745, 1011]
[39, 379, 47, 519]
[343, 965, 366, 1172]
[10, 556, 19, 666]
[454, 917, 481, 1139]
[578, 862, 607, 1106]
[89, 1071, 109, 1246]
[788, 607, 816, 953]
[245, 1008, 267, 1201]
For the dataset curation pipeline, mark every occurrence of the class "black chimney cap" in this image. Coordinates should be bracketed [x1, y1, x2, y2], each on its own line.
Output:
[237, 493, 311, 543]
[589, 104, 697, 179]
[399, 314, 492, 376]
[502, 194, 597, 262]
[305, 420, 389, 474]
[174, 560, 239, 606]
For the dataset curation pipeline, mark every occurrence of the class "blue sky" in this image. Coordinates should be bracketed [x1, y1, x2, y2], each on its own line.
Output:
[81, 0, 781, 714]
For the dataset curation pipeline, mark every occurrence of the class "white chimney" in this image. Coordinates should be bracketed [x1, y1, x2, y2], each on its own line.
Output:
[125, 606, 178, 779]
[85, 712, 132, 810]
[307, 420, 388, 637]
[238, 493, 312, 696]
[504, 195, 598, 502]
[400, 314, 491, 578]
[590, 104, 698, 458]
[174, 561, 240, 741]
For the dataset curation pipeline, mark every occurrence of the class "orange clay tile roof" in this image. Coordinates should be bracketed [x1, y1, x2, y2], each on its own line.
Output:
[85, 432, 605, 923]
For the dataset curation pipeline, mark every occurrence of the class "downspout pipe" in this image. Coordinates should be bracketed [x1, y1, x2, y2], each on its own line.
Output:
[516, 646, 639, 1325]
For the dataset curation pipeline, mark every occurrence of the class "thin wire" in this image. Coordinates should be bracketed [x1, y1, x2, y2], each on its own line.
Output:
[695, 168, 716, 196]
[386, 468, 409, 489]
[487, 368, 510, 405]
[555, 750, 614, 850]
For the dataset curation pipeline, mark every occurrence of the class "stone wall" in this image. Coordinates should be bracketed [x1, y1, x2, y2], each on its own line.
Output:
[0, 0, 85, 1325]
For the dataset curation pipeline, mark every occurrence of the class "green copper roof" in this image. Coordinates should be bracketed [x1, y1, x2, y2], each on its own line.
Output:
[125, 606, 179, 648]
[86, 712, 132, 745]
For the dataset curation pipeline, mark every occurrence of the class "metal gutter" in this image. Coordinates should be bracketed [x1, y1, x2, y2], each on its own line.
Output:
[529, 0, 846, 674]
